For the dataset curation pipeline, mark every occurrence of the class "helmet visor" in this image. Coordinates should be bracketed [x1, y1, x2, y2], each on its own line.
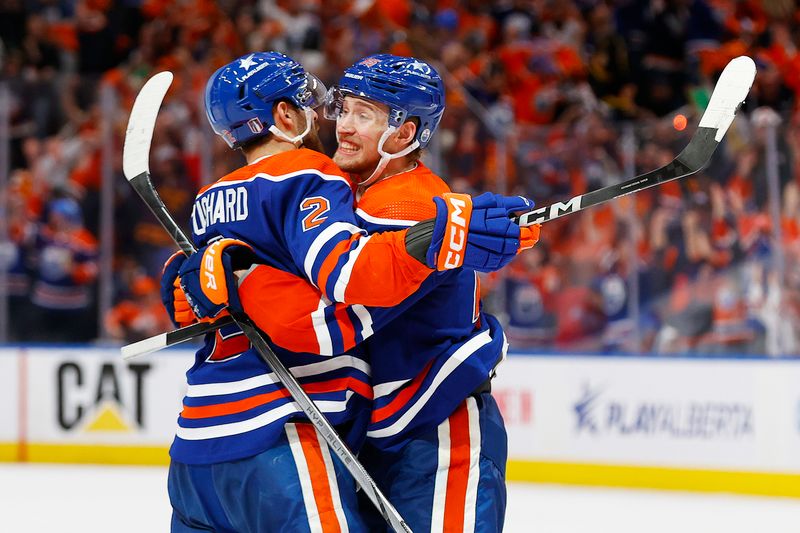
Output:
[297, 74, 327, 109]
[323, 86, 345, 121]
[323, 86, 399, 128]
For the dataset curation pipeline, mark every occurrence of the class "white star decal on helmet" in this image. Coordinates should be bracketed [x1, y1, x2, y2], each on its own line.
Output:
[407, 61, 431, 76]
[239, 54, 257, 71]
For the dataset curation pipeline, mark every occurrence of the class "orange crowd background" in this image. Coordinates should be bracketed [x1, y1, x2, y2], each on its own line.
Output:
[2, 0, 799, 356]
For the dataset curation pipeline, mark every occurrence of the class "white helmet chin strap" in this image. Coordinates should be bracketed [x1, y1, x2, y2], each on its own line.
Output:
[357, 126, 420, 186]
[268, 108, 316, 146]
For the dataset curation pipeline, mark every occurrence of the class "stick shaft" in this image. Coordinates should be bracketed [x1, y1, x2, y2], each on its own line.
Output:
[514, 127, 717, 226]
[121, 316, 235, 359]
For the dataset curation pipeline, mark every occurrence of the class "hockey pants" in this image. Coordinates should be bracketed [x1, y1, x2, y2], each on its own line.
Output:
[168, 421, 368, 532]
[358, 392, 508, 532]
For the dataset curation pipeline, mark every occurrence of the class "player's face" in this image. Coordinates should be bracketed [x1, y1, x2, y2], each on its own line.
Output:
[333, 97, 388, 175]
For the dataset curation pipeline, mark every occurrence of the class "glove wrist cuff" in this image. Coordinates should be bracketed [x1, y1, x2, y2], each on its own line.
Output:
[405, 219, 435, 265]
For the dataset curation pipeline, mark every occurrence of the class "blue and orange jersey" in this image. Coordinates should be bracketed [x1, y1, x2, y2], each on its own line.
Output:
[355, 165, 507, 451]
[31, 226, 97, 310]
[233, 163, 508, 452]
[171, 149, 435, 465]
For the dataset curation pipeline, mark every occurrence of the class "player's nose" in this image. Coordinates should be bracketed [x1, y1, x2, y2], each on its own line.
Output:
[336, 114, 355, 133]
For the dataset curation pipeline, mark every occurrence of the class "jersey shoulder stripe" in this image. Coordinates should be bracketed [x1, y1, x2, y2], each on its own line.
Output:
[303, 222, 364, 285]
[354, 208, 418, 227]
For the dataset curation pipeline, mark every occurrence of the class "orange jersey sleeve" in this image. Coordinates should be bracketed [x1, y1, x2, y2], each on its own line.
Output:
[238, 264, 362, 354]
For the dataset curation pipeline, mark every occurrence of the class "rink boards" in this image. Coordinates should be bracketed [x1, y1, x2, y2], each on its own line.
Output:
[1, 346, 799, 497]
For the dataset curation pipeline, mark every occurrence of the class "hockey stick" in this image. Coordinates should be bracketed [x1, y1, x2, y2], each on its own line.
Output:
[123, 72, 412, 533]
[123, 57, 756, 355]
[513, 55, 756, 226]
[121, 315, 234, 359]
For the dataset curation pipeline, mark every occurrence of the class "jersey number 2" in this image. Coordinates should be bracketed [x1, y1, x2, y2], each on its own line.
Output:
[300, 196, 330, 231]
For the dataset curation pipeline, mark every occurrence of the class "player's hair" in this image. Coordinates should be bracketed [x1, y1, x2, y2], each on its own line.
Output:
[237, 98, 300, 153]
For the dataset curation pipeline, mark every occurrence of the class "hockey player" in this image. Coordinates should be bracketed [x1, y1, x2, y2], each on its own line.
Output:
[177, 55, 538, 532]
[162, 51, 536, 532]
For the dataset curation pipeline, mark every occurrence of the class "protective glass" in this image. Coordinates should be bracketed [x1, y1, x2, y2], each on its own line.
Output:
[323, 88, 389, 128]
[323, 87, 344, 120]
[297, 74, 327, 109]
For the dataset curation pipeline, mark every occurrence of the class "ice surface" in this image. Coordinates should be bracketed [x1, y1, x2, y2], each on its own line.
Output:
[1, 464, 799, 532]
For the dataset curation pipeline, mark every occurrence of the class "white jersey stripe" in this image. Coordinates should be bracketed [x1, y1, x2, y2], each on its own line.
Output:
[186, 372, 280, 397]
[178, 401, 298, 440]
[185, 357, 370, 398]
[332, 235, 371, 303]
[463, 397, 481, 533]
[177, 392, 356, 440]
[351, 305, 374, 340]
[303, 222, 365, 287]
[366, 329, 493, 439]
[316, 429, 350, 533]
[471, 271, 480, 324]
[291, 358, 371, 379]
[313, 392, 354, 413]
[286, 424, 324, 533]
[430, 418, 450, 533]
[355, 207, 417, 228]
[499, 332, 509, 369]
[373, 378, 410, 400]
[311, 297, 333, 356]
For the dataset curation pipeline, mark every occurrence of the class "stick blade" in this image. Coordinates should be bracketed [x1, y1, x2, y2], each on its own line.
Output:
[121, 332, 167, 360]
[698, 56, 756, 141]
[123, 71, 174, 181]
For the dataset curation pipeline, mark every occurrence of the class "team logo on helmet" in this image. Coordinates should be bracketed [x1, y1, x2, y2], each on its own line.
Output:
[406, 61, 432, 78]
[420, 128, 431, 144]
[247, 118, 264, 134]
[239, 54, 257, 71]
[359, 57, 381, 68]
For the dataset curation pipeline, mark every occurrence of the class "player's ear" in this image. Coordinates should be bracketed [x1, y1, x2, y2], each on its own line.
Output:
[273, 101, 296, 133]
[395, 120, 417, 149]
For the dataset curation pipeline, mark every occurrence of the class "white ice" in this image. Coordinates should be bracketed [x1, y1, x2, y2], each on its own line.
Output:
[1, 463, 799, 532]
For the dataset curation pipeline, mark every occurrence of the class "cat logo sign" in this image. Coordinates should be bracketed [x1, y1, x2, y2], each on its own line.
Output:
[57, 361, 151, 432]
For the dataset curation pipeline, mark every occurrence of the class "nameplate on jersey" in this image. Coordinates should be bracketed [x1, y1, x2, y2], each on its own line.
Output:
[192, 186, 249, 235]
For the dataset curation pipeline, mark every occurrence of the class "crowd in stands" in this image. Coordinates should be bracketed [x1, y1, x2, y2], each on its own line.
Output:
[1, 0, 799, 356]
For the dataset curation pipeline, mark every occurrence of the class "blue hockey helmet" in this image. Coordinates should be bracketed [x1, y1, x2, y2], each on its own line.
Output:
[324, 54, 445, 149]
[205, 52, 327, 148]
[49, 198, 82, 226]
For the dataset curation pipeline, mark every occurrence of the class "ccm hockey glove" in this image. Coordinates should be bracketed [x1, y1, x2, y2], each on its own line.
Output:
[160, 251, 197, 327]
[415, 192, 540, 272]
[178, 238, 258, 319]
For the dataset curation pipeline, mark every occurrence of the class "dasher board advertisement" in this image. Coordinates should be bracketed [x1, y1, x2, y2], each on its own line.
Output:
[493, 355, 800, 473]
[21, 348, 191, 452]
